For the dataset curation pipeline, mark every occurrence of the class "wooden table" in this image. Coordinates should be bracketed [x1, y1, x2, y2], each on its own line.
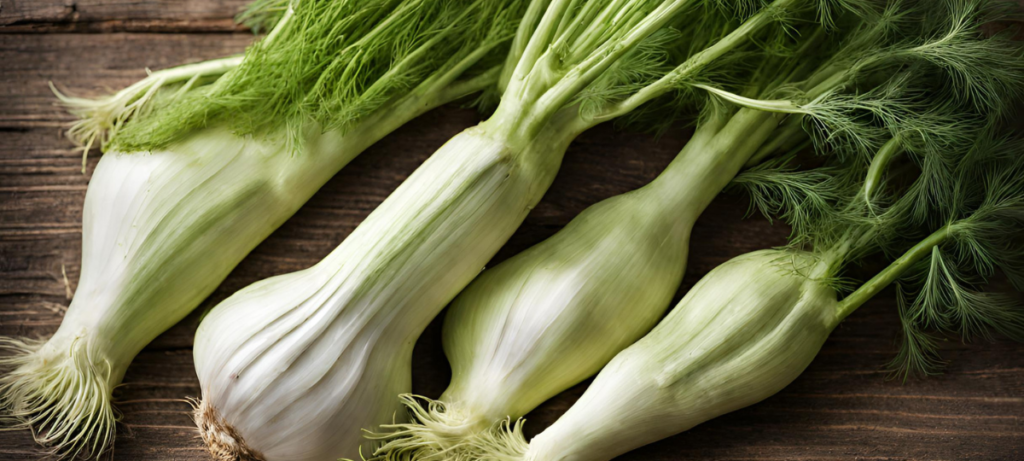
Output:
[1, 1, 1022, 460]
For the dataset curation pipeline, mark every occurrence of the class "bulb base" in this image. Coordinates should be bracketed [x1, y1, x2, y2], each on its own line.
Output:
[194, 399, 265, 461]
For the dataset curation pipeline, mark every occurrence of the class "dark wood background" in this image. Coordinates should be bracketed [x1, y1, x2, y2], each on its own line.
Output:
[1, 1, 1022, 460]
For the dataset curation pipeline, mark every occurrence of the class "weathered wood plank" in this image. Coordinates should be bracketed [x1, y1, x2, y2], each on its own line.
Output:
[1, 26, 1023, 461]
[0, 0, 250, 33]
[0, 33, 255, 130]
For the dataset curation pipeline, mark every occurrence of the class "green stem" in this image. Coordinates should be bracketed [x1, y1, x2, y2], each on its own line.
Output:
[260, 5, 294, 48]
[597, 0, 796, 122]
[694, 85, 808, 114]
[835, 225, 951, 320]
[552, 0, 585, 39]
[357, 0, 490, 100]
[434, 65, 503, 104]
[744, 114, 806, 166]
[499, 0, 555, 95]
[494, 0, 695, 144]
[555, 0, 602, 55]
[506, 0, 573, 96]
[529, 0, 694, 127]
[563, 0, 640, 63]
[862, 136, 903, 204]
[129, 57, 244, 94]
[647, 108, 781, 224]
[767, 27, 827, 91]
[800, 59, 845, 94]
[803, 67, 851, 102]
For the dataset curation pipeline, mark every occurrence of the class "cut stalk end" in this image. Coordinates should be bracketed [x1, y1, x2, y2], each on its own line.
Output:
[194, 398, 265, 461]
[0, 336, 118, 460]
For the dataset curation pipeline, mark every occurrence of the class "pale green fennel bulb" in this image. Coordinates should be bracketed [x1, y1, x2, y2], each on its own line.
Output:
[188, 0, 782, 459]
[367, 0, 1024, 458]
[0, 0, 515, 458]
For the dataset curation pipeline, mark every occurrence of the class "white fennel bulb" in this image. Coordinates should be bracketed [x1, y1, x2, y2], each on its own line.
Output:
[479, 138, 1024, 461]
[368, 108, 785, 458]
[193, 119, 582, 461]
[189, 0, 763, 456]
[463, 10, 1024, 450]
[0, 0, 515, 456]
[478, 249, 839, 461]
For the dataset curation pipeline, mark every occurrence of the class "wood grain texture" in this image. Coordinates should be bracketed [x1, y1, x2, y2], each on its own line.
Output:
[0, 0, 250, 33]
[1, 9, 1023, 461]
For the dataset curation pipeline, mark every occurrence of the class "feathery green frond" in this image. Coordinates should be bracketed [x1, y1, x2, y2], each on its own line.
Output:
[946, 148, 1024, 289]
[237, 0, 292, 33]
[840, 0, 1024, 116]
[887, 284, 945, 381]
[898, 0, 1024, 114]
[729, 0, 1024, 162]
[903, 246, 1024, 343]
[575, 28, 686, 121]
[730, 156, 847, 240]
[814, 0, 880, 30]
[838, 136, 1024, 373]
[52, 56, 244, 170]
[110, 0, 526, 152]
[873, 138, 960, 230]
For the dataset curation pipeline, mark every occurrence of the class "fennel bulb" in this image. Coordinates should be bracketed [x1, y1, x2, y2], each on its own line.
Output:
[368, 0, 1024, 456]
[190, 0, 779, 458]
[465, 47, 1024, 459]
[371, 108, 782, 457]
[194, 117, 583, 461]
[470, 145, 1024, 459]
[464, 138, 1024, 461]
[0, 0, 513, 457]
[0, 126, 333, 457]
[368, 3, 1024, 459]
[490, 249, 838, 461]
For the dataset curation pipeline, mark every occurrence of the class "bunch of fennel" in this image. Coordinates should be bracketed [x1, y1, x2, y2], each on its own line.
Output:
[465, 124, 1024, 461]
[367, 0, 1024, 457]
[0, 0, 519, 457]
[188, 0, 813, 459]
